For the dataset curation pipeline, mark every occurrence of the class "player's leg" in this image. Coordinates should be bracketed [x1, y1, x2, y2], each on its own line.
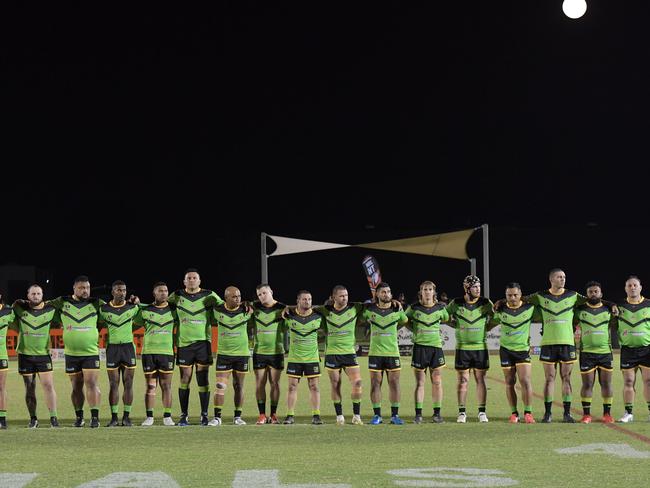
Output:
[69, 371, 86, 426]
[285, 375, 300, 423]
[121, 367, 135, 426]
[196, 362, 211, 425]
[0, 369, 7, 428]
[268, 366, 282, 423]
[640, 366, 650, 421]
[542, 362, 557, 422]
[106, 367, 121, 426]
[413, 368, 426, 423]
[370, 370, 384, 422]
[387, 369, 403, 424]
[579, 368, 595, 423]
[178, 364, 194, 424]
[23, 373, 38, 427]
[456, 369, 470, 423]
[233, 371, 246, 424]
[254, 367, 268, 423]
[142, 372, 157, 426]
[328, 368, 344, 422]
[474, 368, 488, 422]
[345, 366, 363, 424]
[307, 375, 322, 424]
[620, 367, 636, 422]
[159, 370, 175, 425]
[598, 367, 614, 422]
[559, 362, 575, 422]
[38, 371, 58, 427]
[430, 367, 444, 422]
[210, 370, 229, 425]
[503, 366, 518, 422]
[516, 363, 534, 423]
[83, 369, 101, 427]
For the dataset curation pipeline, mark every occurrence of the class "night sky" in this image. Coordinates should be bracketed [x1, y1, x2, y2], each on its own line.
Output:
[4, 2, 650, 305]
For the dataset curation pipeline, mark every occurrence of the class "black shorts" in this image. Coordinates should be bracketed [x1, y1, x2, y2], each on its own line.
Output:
[539, 345, 577, 364]
[65, 355, 100, 374]
[18, 354, 53, 375]
[324, 354, 359, 371]
[411, 344, 445, 370]
[499, 347, 531, 368]
[286, 362, 321, 378]
[0, 359, 7, 371]
[455, 349, 489, 370]
[106, 343, 137, 370]
[620, 345, 650, 370]
[580, 351, 613, 373]
[177, 340, 213, 367]
[216, 354, 249, 373]
[253, 353, 284, 371]
[368, 355, 401, 372]
[142, 354, 175, 374]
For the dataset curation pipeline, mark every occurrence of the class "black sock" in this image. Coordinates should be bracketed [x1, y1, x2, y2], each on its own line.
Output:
[478, 406, 486, 413]
[373, 406, 381, 416]
[271, 403, 278, 415]
[415, 407, 422, 416]
[257, 401, 266, 415]
[179, 387, 190, 416]
[76, 409, 84, 419]
[146, 410, 153, 418]
[111, 412, 118, 421]
[234, 409, 242, 418]
[91, 408, 99, 419]
[391, 405, 399, 417]
[544, 402, 552, 415]
[214, 408, 222, 418]
[433, 407, 441, 415]
[563, 402, 571, 415]
[163, 411, 171, 418]
[582, 402, 591, 415]
[334, 403, 343, 416]
[353, 402, 361, 415]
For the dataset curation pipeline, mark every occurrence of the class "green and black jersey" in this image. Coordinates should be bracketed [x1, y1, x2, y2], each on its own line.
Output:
[136, 303, 178, 355]
[616, 298, 650, 348]
[491, 302, 536, 352]
[12, 302, 57, 356]
[252, 302, 286, 355]
[574, 303, 613, 354]
[527, 289, 586, 346]
[49, 296, 104, 356]
[0, 305, 15, 361]
[168, 289, 223, 347]
[405, 302, 449, 348]
[446, 297, 494, 351]
[98, 302, 139, 345]
[213, 304, 253, 357]
[319, 303, 365, 355]
[363, 304, 408, 357]
[285, 310, 323, 363]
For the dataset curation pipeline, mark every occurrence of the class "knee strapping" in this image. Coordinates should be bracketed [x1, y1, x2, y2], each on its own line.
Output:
[216, 382, 228, 394]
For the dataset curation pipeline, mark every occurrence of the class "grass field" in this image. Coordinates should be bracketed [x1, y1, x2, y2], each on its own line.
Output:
[2, 354, 650, 487]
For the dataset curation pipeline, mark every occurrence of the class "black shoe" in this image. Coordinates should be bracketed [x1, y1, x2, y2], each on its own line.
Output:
[0, 422, 6, 430]
[413, 415, 423, 424]
[562, 413, 575, 423]
[90, 417, 100, 428]
[106, 418, 120, 427]
[432, 413, 444, 424]
[74, 417, 85, 427]
[283, 415, 295, 425]
[121, 417, 132, 427]
[50, 417, 59, 428]
[311, 415, 323, 425]
[28, 418, 39, 429]
[541, 413, 552, 423]
[200, 415, 209, 426]
[178, 415, 190, 426]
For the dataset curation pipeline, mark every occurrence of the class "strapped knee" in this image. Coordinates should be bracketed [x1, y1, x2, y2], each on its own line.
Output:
[216, 381, 228, 394]
[146, 383, 157, 396]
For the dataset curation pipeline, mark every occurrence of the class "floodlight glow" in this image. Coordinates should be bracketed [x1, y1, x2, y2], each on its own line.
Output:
[562, 0, 587, 19]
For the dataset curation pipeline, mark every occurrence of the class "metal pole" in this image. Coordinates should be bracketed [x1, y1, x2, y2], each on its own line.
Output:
[261, 232, 268, 284]
[482, 223, 490, 299]
[469, 258, 476, 277]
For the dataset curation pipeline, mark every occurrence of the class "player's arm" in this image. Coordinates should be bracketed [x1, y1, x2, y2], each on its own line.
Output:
[403, 305, 414, 331]
[487, 312, 501, 331]
[444, 300, 458, 328]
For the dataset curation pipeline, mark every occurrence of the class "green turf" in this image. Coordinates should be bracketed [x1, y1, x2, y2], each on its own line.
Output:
[2, 355, 650, 487]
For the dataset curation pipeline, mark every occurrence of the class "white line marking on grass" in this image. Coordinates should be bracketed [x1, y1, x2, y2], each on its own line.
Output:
[387, 468, 519, 487]
[75, 472, 181, 487]
[555, 443, 650, 458]
[232, 470, 350, 488]
[0, 474, 38, 488]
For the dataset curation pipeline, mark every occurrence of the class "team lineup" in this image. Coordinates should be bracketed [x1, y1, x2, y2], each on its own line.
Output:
[0, 268, 649, 429]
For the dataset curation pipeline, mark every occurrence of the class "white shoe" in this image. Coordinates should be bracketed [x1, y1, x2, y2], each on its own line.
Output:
[207, 417, 222, 426]
[351, 414, 363, 425]
[618, 412, 634, 423]
[141, 417, 154, 426]
[456, 412, 467, 423]
[336, 415, 345, 425]
[233, 417, 246, 425]
[163, 417, 175, 426]
[478, 412, 489, 423]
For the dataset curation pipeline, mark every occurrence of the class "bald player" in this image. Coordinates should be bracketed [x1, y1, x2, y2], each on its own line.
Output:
[208, 286, 253, 426]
